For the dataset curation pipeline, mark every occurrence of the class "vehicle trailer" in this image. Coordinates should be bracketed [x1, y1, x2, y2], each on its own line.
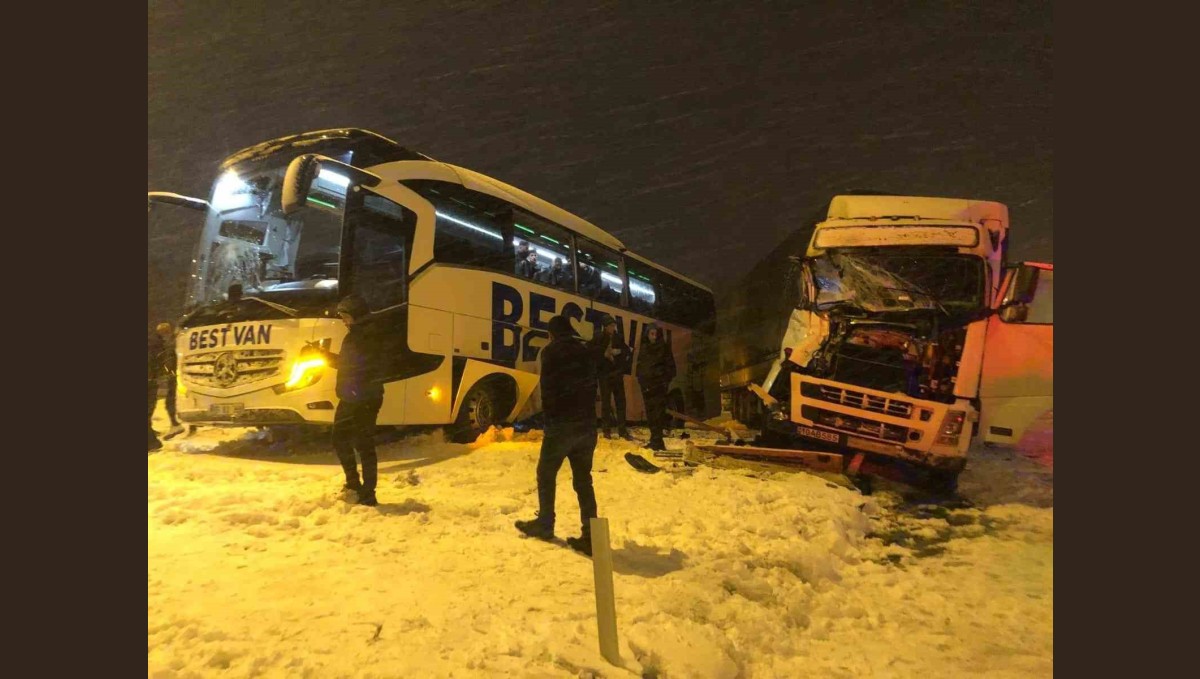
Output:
[751, 195, 1053, 490]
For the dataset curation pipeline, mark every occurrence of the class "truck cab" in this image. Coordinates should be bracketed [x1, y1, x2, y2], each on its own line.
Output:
[762, 195, 1052, 486]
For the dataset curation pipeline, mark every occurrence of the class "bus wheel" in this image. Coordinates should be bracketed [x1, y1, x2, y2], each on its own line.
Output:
[448, 380, 512, 444]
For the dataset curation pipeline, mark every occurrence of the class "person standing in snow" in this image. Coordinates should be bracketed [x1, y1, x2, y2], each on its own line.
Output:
[148, 329, 165, 452]
[589, 314, 632, 440]
[154, 322, 184, 436]
[516, 315, 600, 555]
[635, 324, 676, 451]
[308, 295, 386, 506]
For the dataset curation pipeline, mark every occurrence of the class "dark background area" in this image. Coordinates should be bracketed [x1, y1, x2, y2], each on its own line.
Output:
[148, 0, 1052, 325]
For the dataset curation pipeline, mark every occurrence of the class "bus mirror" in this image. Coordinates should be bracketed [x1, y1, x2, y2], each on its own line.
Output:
[1009, 265, 1040, 305]
[147, 192, 209, 213]
[281, 154, 321, 216]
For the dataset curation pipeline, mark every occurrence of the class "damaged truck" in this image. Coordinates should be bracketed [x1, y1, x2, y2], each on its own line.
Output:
[731, 194, 1053, 491]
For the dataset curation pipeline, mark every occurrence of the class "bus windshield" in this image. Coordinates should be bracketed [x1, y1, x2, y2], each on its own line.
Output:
[185, 164, 349, 320]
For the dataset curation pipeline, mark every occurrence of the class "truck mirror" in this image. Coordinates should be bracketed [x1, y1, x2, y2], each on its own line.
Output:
[281, 154, 321, 216]
[1000, 304, 1029, 323]
[1010, 265, 1040, 306]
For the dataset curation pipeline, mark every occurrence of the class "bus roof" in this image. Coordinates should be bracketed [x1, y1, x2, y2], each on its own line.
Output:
[218, 128, 712, 295]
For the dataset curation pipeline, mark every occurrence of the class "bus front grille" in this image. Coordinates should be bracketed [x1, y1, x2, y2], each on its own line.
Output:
[181, 349, 286, 389]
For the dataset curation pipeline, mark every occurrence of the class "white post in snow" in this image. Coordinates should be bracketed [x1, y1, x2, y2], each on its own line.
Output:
[590, 517, 620, 666]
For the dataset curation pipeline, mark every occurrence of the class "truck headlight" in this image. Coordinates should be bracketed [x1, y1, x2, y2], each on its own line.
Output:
[277, 355, 326, 392]
[936, 410, 966, 445]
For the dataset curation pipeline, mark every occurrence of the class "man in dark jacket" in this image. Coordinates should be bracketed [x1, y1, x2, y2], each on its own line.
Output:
[635, 324, 676, 451]
[310, 295, 386, 506]
[154, 322, 184, 436]
[148, 330, 165, 452]
[589, 314, 632, 440]
[516, 315, 599, 555]
[517, 250, 540, 279]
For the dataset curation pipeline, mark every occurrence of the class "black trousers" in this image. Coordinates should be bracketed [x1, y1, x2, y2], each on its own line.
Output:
[536, 424, 598, 536]
[598, 375, 627, 432]
[333, 397, 383, 492]
[148, 379, 160, 445]
[641, 383, 669, 442]
[164, 374, 179, 426]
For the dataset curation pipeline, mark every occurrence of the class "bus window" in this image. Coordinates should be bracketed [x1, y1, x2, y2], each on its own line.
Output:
[665, 277, 717, 331]
[513, 209, 576, 291]
[345, 194, 417, 311]
[404, 180, 513, 273]
[625, 263, 661, 316]
[575, 237, 624, 305]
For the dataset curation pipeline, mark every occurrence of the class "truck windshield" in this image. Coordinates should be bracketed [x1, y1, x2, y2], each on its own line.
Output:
[184, 164, 348, 323]
[811, 251, 985, 313]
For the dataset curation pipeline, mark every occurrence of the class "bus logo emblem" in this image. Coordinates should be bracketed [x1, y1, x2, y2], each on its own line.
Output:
[214, 352, 239, 387]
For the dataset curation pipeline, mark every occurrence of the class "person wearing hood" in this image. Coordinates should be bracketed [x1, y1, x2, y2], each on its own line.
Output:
[308, 295, 386, 506]
[515, 315, 599, 555]
[588, 313, 633, 440]
[636, 323, 676, 451]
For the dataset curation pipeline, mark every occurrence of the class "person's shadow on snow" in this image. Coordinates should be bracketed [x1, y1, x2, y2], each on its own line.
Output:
[374, 499, 432, 516]
[610, 540, 687, 578]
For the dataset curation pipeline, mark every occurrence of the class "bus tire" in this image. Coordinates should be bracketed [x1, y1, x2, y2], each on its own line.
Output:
[447, 379, 514, 444]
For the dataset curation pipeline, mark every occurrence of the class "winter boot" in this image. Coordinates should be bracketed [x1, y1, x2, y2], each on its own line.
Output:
[602, 429, 613, 440]
[565, 535, 593, 557]
[618, 428, 635, 441]
[356, 490, 378, 506]
[515, 518, 555, 540]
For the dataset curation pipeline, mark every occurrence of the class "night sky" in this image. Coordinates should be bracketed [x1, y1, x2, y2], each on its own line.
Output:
[148, 0, 1052, 325]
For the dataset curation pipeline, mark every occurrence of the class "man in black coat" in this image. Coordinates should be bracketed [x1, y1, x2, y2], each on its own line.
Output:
[589, 314, 632, 440]
[635, 324, 676, 451]
[310, 295, 386, 506]
[516, 315, 599, 555]
[148, 330, 165, 452]
[154, 322, 184, 436]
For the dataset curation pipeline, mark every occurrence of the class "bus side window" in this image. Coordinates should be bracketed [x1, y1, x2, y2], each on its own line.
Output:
[346, 195, 417, 310]
[512, 209, 577, 292]
[626, 263, 661, 317]
[575, 237, 625, 305]
[403, 180, 513, 274]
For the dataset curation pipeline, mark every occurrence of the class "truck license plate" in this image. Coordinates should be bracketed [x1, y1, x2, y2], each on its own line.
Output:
[210, 403, 245, 417]
[797, 425, 840, 444]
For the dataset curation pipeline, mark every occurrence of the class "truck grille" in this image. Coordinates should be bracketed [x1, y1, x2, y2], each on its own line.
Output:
[181, 349, 285, 389]
[801, 382, 914, 418]
[800, 405, 909, 444]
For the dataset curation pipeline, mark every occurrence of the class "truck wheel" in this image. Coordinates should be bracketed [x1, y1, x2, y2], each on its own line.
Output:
[926, 468, 961, 496]
[447, 380, 512, 443]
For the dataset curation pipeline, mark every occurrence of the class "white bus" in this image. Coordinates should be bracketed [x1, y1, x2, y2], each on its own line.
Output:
[149, 128, 719, 440]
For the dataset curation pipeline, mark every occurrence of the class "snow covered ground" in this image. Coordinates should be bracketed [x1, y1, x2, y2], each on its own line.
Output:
[148, 406, 1052, 678]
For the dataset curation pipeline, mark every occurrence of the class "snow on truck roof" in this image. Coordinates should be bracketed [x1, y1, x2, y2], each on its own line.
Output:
[825, 194, 1009, 226]
[220, 128, 711, 293]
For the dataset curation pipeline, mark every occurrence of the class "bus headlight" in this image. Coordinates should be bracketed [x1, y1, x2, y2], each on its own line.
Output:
[278, 356, 326, 392]
[936, 410, 966, 445]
